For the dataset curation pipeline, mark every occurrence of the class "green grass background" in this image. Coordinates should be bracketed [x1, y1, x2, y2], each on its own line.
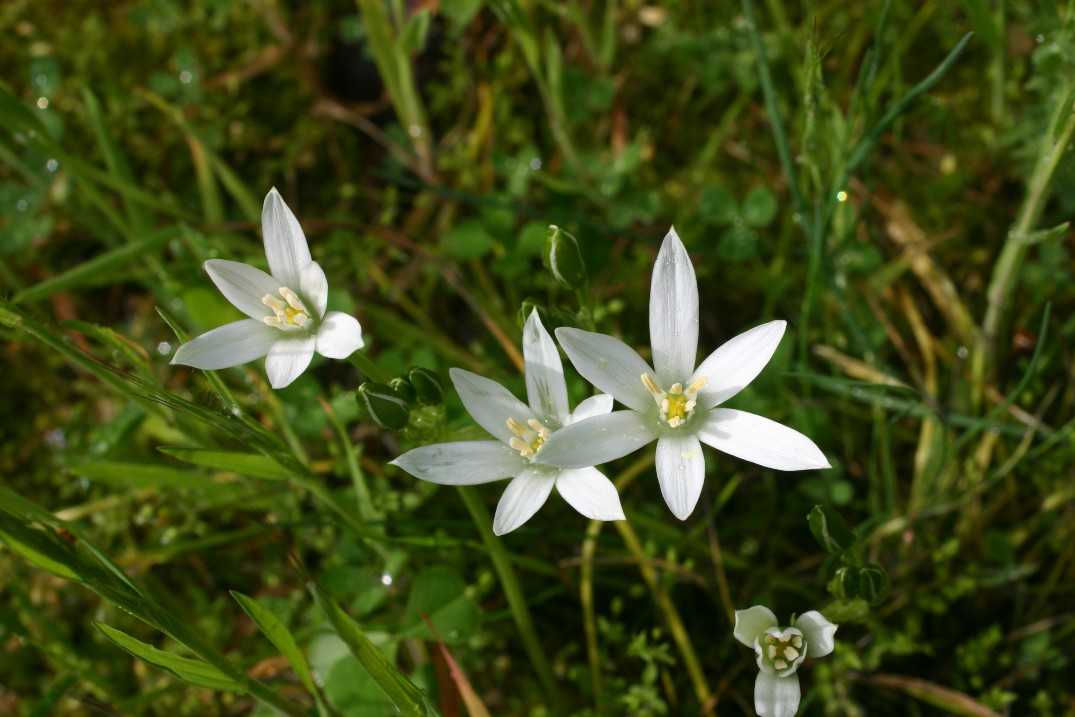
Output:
[1, 1, 1073, 715]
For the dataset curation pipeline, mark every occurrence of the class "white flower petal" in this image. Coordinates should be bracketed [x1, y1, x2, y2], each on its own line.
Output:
[262, 187, 312, 288]
[567, 394, 614, 425]
[555, 467, 625, 521]
[796, 611, 837, 658]
[299, 261, 329, 319]
[450, 368, 534, 445]
[264, 335, 316, 388]
[390, 441, 527, 485]
[694, 320, 786, 409]
[534, 411, 657, 469]
[649, 227, 699, 384]
[555, 327, 655, 412]
[697, 409, 830, 470]
[493, 467, 557, 535]
[316, 311, 364, 359]
[523, 310, 570, 425]
[204, 259, 280, 321]
[755, 671, 800, 717]
[171, 319, 278, 369]
[654, 433, 706, 520]
[734, 605, 779, 648]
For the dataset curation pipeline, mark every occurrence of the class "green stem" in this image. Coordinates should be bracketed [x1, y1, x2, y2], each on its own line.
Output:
[974, 88, 1075, 385]
[348, 350, 393, 383]
[457, 486, 562, 709]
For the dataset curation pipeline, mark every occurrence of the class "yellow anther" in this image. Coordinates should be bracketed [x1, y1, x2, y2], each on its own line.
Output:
[669, 382, 683, 394]
[641, 373, 662, 395]
[774, 659, 787, 670]
[279, 287, 306, 312]
[262, 294, 286, 312]
[791, 635, 802, 649]
[687, 376, 709, 394]
[784, 646, 799, 661]
[263, 316, 283, 328]
[507, 417, 528, 436]
[527, 418, 546, 434]
[509, 437, 535, 458]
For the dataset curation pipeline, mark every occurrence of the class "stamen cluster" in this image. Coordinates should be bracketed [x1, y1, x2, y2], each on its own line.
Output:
[262, 287, 312, 331]
[506, 417, 551, 460]
[641, 373, 708, 428]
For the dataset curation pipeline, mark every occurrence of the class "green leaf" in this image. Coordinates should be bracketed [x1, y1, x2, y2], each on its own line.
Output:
[807, 504, 857, 554]
[0, 518, 81, 581]
[1018, 221, 1069, 246]
[70, 462, 212, 490]
[158, 448, 291, 480]
[741, 187, 777, 227]
[310, 585, 431, 717]
[400, 567, 481, 643]
[94, 623, 243, 692]
[231, 592, 317, 694]
[398, 9, 431, 53]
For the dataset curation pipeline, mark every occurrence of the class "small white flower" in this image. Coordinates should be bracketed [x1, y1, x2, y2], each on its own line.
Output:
[390, 310, 625, 535]
[734, 605, 837, 717]
[535, 227, 829, 519]
[171, 188, 364, 388]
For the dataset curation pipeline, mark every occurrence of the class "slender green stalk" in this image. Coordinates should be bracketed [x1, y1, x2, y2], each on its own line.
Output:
[321, 397, 383, 529]
[348, 350, 394, 383]
[974, 89, 1075, 385]
[457, 486, 562, 710]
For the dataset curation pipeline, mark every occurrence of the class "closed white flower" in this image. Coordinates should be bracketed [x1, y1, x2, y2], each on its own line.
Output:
[171, 188, 364, 388]
[734, 605, 837, 717]
[535, 227, 829, 519]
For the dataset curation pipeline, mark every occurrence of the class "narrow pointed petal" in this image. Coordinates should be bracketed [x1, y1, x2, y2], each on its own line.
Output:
[171, 319, 278, 369]
[649, 227, 699, 384]
[450, 368, 534, 444]
[493, 467, 557, 535]
[567, 394, 614, 425]
[535, 411, 657, 469]
[391, 441, 526, 485]
[555, 327, 655, 412]
[265, 335, 316, 388]
[316, 311, 364, 359]
[205, 259, 279, 321]
[523, 310, 570, 425]
[262, 187, 311, 288]
[755, 671, 800, 717]
[697, 409, 830, 470]
[734, 605, 779, 648]
[299, 260, 329, 319]
[555, 467, 625, 521]
[694, 320, 786, 409]
[654, 434, 705, 520]
[796, 611, 837, 658]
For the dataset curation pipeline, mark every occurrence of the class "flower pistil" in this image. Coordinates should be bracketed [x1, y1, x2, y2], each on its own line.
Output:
[262, 287, 312, 331]
[507, 417, 551, 460]
[642, 373, 708, 428]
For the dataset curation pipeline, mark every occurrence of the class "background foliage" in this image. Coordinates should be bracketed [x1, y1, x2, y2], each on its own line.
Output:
[1, 0, 1074, 715]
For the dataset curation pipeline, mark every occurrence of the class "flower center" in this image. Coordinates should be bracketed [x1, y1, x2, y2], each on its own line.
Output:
[262, 287, 312, 332]
[506, 417, 551, 460]
[762, 632, 804, 672]
[641, 373, 708, 428]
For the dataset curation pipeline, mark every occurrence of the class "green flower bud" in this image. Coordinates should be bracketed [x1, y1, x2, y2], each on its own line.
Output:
[829, 566, 858, 601]
[407, 366, 445, 406]
[807, 504, 857, 554]
[388, 377, 417, 406]
[544, 225, 588, 290]
[857, 563, 890, 605]
[357, 382, 410, 431]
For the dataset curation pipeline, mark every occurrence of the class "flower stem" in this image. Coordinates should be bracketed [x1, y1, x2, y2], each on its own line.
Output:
[348, 350, 393, 383]
[457, 486, 562, 710]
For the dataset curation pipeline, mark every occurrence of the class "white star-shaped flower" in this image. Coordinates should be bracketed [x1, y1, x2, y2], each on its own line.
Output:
[171, 188, 364, 388]
[536, 227, 828, 519]
[390, 310, 625, 535]
[734, 605, 837, 717]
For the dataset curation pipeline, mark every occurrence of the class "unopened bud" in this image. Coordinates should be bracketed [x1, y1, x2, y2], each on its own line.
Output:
[857, 563, 890, 605]
[544, 225, 588, 290]
[407, 366, 445, 406]
[357, 382, 410, 431]
[808, 504, 857, 554]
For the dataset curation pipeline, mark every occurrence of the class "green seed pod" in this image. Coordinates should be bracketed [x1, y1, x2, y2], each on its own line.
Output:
[807, 504, 857, 554]
[544, 225, 588, 290]
[857, 562, 890, 605]
[407, 366, 445, 406]
[388, 377, 417, 406]
[357, 382, 410, 431]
